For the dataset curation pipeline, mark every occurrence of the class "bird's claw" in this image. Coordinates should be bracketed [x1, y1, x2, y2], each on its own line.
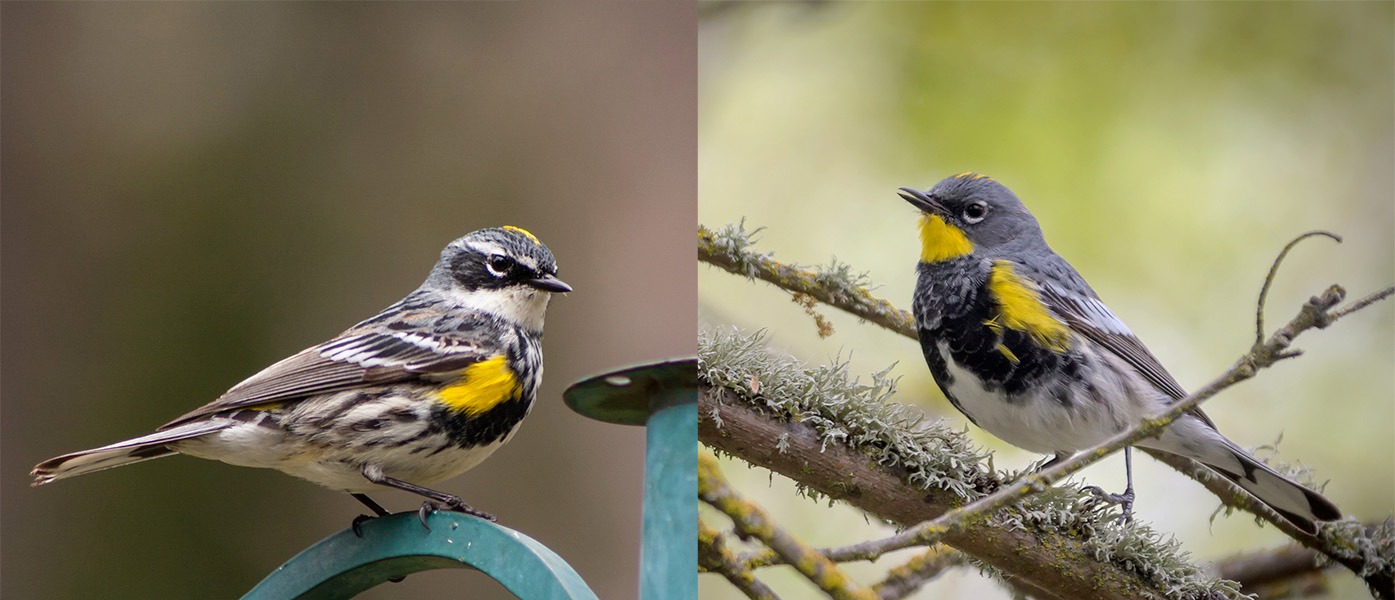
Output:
[415, 499, 497, 530]
[351, 514, 376, 537]
[1083, 485, 1136, 525]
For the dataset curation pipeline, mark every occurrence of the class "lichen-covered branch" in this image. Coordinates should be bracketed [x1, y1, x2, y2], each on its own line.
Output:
[699, 222, 916, 338]
[1211, 543, 1330, 599]
[700, 328, 1247, 600]
[700, 452, 880, 600]
[870, 547, 964, 600]
[699, 519, 779, 600]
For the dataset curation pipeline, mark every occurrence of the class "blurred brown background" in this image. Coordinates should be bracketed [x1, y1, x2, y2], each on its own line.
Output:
[2, 3, 695, 599]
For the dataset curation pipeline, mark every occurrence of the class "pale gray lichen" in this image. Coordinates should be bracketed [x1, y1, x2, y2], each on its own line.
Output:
[699, 325, 989, 501]
[813, 256, 874, 295]
[1316, 518, 1395, 591]
[998, 484, 1248, 599]
[703, 219, 771, 278]
[703, 221, 880, 298]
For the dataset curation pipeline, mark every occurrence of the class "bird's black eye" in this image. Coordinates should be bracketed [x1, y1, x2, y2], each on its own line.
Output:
[486, 254, 516, 277]
[962, 202, 988, 224]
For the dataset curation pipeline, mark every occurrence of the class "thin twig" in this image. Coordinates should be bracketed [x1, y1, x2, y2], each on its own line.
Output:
[699, 224, 917, 338]
[1332, 285, 1395, 320]
[700, 453, 880, 600]
[1255, 231, 1342, 348]
[870, 547, 964, 600]
[700, 519, 780, 600]
[734, 544, 965, 600]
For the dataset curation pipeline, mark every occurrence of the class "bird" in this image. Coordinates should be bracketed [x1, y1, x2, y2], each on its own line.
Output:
[32, 226, 571, 528]
[898, 172, 1341, 534]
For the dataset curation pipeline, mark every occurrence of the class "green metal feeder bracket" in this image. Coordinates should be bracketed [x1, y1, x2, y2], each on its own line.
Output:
[243, 357, 696, 600]
[243, 511, 596, 600]
[563, 358, 697, 600]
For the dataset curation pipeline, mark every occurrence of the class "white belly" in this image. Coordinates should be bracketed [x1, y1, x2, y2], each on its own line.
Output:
[175, 419, 514, 493]
[937, 341, 1156, 455]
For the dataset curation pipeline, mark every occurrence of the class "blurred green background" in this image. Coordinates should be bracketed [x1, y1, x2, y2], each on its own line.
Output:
[2, 3, 694, 599]
[699, 3, 1391, 599]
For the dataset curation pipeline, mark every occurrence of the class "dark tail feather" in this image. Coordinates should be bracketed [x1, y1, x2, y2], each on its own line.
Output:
[1209, 445, 1342, 535]
[31, 420, 230, 486]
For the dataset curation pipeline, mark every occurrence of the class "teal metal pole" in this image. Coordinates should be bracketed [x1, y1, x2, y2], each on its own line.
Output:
[641, 386, 697, 600]
[564, 358, 697, 600]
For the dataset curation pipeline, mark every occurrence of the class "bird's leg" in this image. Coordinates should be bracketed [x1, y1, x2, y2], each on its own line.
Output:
[349, 493, 391, 537]
[352, 492, 391, 516]
[360, 465, 495, 531]
[1082, 446, 1136, 525]
[347, 491, 408, 583]
[1038, 451, 1071, 471]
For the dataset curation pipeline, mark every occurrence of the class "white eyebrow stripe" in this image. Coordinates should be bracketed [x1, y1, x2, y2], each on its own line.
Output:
[466, 241, 506, 257]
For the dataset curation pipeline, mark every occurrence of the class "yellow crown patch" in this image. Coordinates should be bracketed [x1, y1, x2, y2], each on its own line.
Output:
[502, 226, 539, 243]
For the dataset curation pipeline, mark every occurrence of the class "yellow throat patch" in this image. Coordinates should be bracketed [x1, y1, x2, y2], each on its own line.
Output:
[438, 356, 522, 416]
[987, 261, 1071, 352]
[918, 213, 974, 263]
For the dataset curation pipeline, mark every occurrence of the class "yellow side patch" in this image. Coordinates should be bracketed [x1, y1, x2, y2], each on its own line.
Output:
[437, 356, 522, 416]
[502, 226, 539, 243]
[918, 213, 974, 263]
[982, 316, 1019, 362]
[987, 261, 1071, 352]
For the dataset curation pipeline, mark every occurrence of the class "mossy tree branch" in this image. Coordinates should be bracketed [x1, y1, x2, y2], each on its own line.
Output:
[701, 380, 1230, 600]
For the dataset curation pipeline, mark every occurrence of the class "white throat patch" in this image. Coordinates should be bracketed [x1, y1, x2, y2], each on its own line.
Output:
[447, 285, 553, 333]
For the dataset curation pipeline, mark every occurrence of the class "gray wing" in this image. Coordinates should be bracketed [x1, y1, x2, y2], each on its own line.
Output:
[1036, 279, 1191, 402]
[160, 329, 494, 429]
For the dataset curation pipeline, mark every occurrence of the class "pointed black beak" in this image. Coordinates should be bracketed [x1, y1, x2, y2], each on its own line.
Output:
[898, 187, 947, 216]
[528, 275, 572, 293]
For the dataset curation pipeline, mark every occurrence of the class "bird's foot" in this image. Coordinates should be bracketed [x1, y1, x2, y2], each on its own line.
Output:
[350, 513, 377, 537]
[416, 498, 496, 530]
[1083, 485, 1135, 525]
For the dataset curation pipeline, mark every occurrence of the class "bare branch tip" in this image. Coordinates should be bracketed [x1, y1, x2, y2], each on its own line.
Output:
[1299, 230, 1343, 245]
[1256, 231, 1346, 344]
